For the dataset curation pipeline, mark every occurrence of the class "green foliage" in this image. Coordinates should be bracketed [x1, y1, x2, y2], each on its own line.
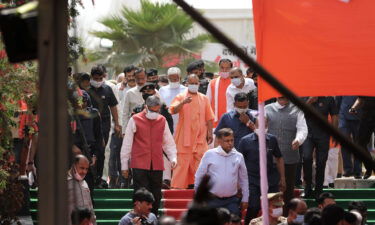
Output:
[90, 0, 212, 72]
[0, 39, 37, 224]
[0, 145, 24, 225]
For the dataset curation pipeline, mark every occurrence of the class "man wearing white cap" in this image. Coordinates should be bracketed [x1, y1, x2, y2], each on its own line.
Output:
[158, 67, 187, 188]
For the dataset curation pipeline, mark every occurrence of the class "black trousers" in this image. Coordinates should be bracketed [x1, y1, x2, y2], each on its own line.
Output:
[97, 117, 111, 182]
[302, 136, 330, 193]
[357, 117, 375, 172]
[84, 170, 95, 205]
[283, 163, 297, 216]
[132, 168, 163, 216]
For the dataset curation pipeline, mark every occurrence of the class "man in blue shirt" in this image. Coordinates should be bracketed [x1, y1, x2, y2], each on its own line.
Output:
[118, 188, 158, 225]
[238, 118, 286, 225]
[215, 92, 256, 150]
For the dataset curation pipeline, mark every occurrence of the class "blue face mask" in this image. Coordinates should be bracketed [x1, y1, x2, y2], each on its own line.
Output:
[293, 214, 304, 224]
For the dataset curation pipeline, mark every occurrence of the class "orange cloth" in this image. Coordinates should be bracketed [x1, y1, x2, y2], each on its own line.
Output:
[253, 0, 375, 101]
[170, 90, 214, 188]
[207, 77, 232, 127]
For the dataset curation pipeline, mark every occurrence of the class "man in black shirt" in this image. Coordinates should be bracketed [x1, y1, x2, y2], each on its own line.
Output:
[72, 90, 103, 194]
[88, 65, 121, 187]
[302, 96, 338, 198]
[186, 60, 210, 94]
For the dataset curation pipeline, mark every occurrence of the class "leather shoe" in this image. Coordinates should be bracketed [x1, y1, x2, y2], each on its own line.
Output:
[363, 171, 372, 179]
[304, 188, 314, 199]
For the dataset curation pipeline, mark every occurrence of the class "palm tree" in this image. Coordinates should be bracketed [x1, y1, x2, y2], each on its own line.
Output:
[90, 0, 212, 72]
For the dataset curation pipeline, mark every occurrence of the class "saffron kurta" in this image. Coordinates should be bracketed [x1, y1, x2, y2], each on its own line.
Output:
[206, 77, 232, 127]
[169, 90, 214, 188]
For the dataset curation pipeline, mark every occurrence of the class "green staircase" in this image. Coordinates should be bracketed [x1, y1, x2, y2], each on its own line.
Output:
[30, 189, 135, 225]
[30, 188, 375, 225]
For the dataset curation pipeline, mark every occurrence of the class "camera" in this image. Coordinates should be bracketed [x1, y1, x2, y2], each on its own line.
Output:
[140, 217, 153, 225]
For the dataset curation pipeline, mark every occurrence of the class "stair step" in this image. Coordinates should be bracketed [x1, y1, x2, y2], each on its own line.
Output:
[93, 189, 134, 199]
[162, 199, 191, 209]
[30, 198, 134, 209]
[95, 199, 133, 209]
[320, 189, 375, 198]
[305, 199, 375, 208]
[97, 220, 121, 225]
[30, 189, 135, 199]
[162, 189, 194, 199]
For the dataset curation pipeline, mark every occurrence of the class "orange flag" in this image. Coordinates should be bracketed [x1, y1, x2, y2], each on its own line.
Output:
[253, 0, 375, 102]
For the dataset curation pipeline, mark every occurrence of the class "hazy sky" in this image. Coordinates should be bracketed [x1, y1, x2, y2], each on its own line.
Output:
[77, 0, 252, 48]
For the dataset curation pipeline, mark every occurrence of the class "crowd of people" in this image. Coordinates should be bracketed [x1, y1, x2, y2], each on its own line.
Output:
[12, 58, 374, 225]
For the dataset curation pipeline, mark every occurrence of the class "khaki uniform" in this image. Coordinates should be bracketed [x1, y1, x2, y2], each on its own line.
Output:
[249, 216, 287, 225]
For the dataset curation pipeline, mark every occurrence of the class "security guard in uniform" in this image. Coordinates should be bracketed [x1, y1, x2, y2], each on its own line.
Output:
[250, 192, 287, 225]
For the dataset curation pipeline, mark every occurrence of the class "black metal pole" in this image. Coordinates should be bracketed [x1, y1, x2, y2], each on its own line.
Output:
[172, 0, 375, 169]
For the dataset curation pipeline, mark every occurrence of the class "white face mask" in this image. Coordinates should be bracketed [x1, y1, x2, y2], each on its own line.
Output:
[188, 84, 199, 93]
[219, 71, 230, 79]
[169, 81, 180, 89]
[90, 80, 104, 88]
[293, 214, 304, 224]
[254, 128, 268, 135]
[73, 167, 85, 181]
[231, 78, 242, 87]
[235, 107, 247, 114]
[146, 110, 159, 120]
[271, 207, 283, 218]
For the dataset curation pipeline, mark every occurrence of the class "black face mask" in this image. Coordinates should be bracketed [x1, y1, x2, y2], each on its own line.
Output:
[142, 93, 153, 101]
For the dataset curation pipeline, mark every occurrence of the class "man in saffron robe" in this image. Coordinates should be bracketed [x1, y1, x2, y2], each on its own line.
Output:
[206, 58, 233, 127]
[170, 74, 215, 189]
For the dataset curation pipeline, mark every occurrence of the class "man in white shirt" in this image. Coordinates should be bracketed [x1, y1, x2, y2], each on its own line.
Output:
[226, 67, 256, 112]
[109, 65, 136, 188]
[121, 67, 147, 134]
[116, 66, 136, 104]
[159, 67, 187, 131]
[195, 128, 249, 215]
[121, 96, 177, 215]
[158, 67, 187, 188]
